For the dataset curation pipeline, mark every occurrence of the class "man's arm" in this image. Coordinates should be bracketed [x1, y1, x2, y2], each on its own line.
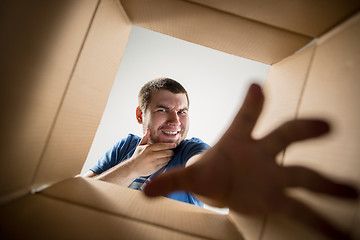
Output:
[83, 129, 175, 187]
[83, 160, 143, 187]
[185, 153, 203, 168]
[144, 84, 358, 240]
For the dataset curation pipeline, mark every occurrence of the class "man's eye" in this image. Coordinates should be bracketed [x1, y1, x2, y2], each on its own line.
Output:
[178, 111, 187, 115]
[158, 109, 166, 112]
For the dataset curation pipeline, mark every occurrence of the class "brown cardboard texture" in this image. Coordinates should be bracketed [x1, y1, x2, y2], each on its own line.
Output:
[0, 177, 243, 239]
[0, 0, 360, 239]
[0, 0, 102, 203]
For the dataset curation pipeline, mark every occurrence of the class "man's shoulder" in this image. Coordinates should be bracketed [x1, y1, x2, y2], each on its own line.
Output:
[183, 137, 208, 145]
[179, 137, 210, 151]
[169, 137, 209, 166]
[112, 133, 141, 150]
[125, 133, 141, 142]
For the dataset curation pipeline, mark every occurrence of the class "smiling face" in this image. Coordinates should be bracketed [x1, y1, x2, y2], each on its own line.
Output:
[137, 89, 189, 146]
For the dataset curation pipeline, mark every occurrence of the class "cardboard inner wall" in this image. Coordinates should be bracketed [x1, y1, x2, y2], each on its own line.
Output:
[0, 0, 101, 203]
[0, 177, 244, 239]
[1, 195, 207, 240]
[228, 42, 317, 240]
[120, 0, 312, 64]
[40, 178, 242, 239]
[187, 0, 360, 37]
[230, 11, 360, 240]
[253, 44, 316, 142]
[0, 0, 131, 203]
[1, 0, 360, 239]
[30, 0, 131, 191]
[272, 13, 360, 240]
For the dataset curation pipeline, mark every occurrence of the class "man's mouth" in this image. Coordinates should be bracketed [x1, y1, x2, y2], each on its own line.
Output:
[162, 130, 180, 136]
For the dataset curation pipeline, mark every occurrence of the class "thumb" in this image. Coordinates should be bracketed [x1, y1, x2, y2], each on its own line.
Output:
[143, 166, 196, 197]
[139, 129, 150, 145]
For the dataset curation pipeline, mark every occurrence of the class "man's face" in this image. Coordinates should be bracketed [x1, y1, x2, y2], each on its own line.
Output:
[139, 89, 189, 146]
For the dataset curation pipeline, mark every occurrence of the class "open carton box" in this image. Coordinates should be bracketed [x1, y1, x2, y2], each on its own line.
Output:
[1, 0, 359, 239]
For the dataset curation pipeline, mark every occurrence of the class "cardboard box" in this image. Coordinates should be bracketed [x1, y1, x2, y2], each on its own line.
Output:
[0, 0, 359, 239]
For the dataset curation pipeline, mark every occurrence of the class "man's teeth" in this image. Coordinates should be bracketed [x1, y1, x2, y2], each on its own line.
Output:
[163, 131, 178, 135]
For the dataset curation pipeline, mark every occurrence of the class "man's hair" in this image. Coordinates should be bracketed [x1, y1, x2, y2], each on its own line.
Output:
[138, 78, 189, 111]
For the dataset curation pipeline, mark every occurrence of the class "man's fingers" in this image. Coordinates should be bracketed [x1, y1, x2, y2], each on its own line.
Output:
[144, 167, 196, 197]
[259, 120, 330, 156]
[283, 166, 358, 198]
[279, 196, 350, 240]
[159, 149, 175, 158]
[226, 83, 264, 139]
[139, 129, 150, 145]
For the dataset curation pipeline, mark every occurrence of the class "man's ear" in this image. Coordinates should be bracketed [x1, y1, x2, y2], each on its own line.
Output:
[136, 106, 143, 124]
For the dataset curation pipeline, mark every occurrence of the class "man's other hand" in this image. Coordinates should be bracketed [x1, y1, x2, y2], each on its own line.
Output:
[130, 129, 175, 176]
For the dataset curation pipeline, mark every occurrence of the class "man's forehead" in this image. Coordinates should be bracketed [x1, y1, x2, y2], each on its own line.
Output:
[150, 90, 188, 107]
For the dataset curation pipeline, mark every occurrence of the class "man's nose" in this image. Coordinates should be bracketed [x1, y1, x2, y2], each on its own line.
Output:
[167, 111, 180, 125]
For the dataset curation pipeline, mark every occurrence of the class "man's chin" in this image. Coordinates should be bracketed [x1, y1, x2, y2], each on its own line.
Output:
[157, 137, 182, 146]
[163, 139, 180, 145]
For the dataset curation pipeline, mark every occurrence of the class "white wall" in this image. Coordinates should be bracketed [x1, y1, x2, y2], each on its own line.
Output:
[82, 26, 270, 175]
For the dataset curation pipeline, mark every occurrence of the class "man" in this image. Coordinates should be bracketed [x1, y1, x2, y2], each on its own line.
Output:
[85, 78, 358, 239]
[83, 78, 209, 206]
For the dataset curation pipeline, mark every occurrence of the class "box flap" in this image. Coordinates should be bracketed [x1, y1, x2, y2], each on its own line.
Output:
[0, 193, 207, 239]
[0, 0, 131, 204]
[39, 177, 244, 240]
[255, 12, 360, 239]
[0, 0, 100, 204]
[276, 12, 360, 239]
[120, 0, 312, 64]
[188, 0, 360, 37]
[30, 0, 131, 192]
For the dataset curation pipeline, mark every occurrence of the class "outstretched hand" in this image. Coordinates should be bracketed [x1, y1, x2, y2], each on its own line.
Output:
[143, 84, 358, 239]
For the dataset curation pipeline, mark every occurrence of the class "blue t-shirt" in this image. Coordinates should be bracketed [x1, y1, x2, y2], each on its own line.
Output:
[91, 134, 210, 207]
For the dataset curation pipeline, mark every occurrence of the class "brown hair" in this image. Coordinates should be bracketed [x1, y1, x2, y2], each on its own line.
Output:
[138, 78, 189, 111]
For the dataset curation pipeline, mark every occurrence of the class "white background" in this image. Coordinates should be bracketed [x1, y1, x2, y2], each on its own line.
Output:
[82, 26, 270, 173]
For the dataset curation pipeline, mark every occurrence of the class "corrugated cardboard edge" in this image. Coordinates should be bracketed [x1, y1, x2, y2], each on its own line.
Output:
[317, 10, 360, 45]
